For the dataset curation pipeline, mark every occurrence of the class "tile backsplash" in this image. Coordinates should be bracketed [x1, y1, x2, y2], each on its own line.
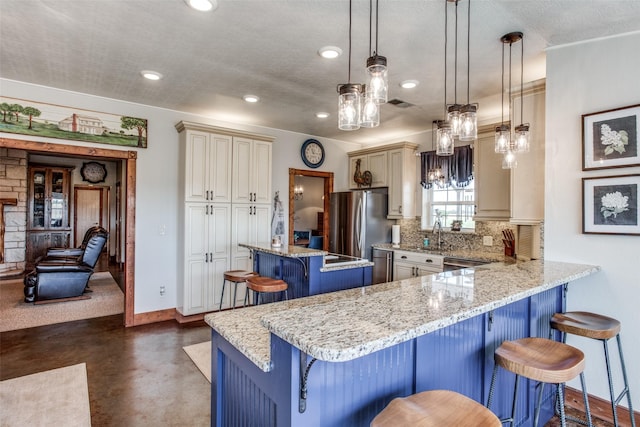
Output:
[396, 218, 544, 257]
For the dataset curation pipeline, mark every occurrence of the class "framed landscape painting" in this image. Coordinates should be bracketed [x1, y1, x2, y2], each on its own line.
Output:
[582, 174, 640, 235]
[582, 104, 640, 170]
[0, 96, 147, 148]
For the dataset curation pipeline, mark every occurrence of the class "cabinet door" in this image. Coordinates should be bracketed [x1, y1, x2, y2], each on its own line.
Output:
[184, 130, 210, 202]
[29, 168, 47, 229]
[232, 137, 254, 203]
[388, 149, 404, 217]
[231, 204, 252, 268]
[185, 203, 208, 262]
[474, 128, 510, 221]
[368, 151, 388, 187]
[26, 232, 49, 266]
[184, 257, 208, 314]
[252, 140, 272, 204]
[209, 134, 233, 203]
[49, 169, 70, 229]
[393, 261, 415, 280]
[416, 265, 442, 275]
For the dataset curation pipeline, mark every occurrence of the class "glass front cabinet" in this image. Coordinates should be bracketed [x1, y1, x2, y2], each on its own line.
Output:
[27, 165, 73, 267]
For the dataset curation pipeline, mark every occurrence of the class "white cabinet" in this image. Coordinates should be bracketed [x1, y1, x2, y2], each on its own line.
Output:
[393, 250, 443, 280]
[510, 81, 545, 224]
[347, 142, 418, 219]
[474, 125, 511, 221]
[348, 151, 388, 189]
[232, 137, 272, 205]
[181, 203, 231, 315]
[176, 121, 274, 315]
[387, 145, 417, 219]
[182, 129, 233, 203]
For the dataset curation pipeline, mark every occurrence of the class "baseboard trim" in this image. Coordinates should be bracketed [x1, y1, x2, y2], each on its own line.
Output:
[565, 386, 639, 426]
[174, 311, 206, 324]
[133, 308, 176, 326]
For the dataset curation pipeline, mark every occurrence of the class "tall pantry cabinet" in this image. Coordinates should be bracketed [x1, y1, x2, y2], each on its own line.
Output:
[176, 121, 274, 315]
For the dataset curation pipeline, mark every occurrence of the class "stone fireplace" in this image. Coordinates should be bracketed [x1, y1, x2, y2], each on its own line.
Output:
[0, 148, 27, 276]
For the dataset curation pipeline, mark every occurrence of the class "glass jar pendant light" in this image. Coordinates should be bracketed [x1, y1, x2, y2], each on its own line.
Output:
[365, 0, 388, 105]
[459, 0, 477, 141]
[360, 84, 380, 128]
[338, 0, 363, 131]
[437, 121, 454, 155]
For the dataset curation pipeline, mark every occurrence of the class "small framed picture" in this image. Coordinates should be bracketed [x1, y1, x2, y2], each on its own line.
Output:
[582, 104, 640, 170]
[582, 174, 640, 235]
[451, 220, 462, 231]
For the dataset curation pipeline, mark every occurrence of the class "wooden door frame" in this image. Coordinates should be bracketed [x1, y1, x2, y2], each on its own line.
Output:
[1, 137, 137, 327]
[288, 168, 333, 250]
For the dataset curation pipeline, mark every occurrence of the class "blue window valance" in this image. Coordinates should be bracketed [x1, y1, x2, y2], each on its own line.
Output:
[420, 145, 473, 189]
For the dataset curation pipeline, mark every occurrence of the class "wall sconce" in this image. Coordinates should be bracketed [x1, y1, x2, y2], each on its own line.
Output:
[294, 185, 304, 200]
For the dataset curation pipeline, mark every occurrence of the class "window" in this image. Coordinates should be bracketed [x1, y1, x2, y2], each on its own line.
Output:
[422, 180, 475, 230]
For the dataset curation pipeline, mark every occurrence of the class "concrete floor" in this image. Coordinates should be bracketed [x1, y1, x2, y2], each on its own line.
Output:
[0, 314, 211, 426]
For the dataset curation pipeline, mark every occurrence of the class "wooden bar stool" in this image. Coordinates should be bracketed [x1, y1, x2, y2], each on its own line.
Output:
[551, 311, 635, 427]
[244, 276, 288, 306]
[487, 337, 593, 427]
[219, 270, 258, 310]
[371, 390, 501, 427]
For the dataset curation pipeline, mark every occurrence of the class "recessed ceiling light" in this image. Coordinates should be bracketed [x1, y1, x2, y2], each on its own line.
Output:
[184, 0, 217, 12]
[243, 94, 260, 103]
[141, 70, 163, 81]
[316, 112, 330, 119]
[400, 80, 419, 89]
[318, 46, 342, 59]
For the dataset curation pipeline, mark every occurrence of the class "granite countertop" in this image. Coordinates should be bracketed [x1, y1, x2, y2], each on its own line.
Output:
[205, 259, 600, 372]
[239, 242, 325, 257]
[372, 243, 509, 263]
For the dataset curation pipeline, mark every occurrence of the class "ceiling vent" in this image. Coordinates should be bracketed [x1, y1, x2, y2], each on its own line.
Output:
[387, 98, 414, 108]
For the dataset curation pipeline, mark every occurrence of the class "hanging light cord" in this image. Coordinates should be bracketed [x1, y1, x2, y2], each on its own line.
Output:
[443, 0, 448, 117]
[368, 0, 372, 57]
[375, 0, 379, 55]
[500, 41, 505, 125]
[348, 0, 352, 83]
[508, 40, 512, 129]
[466, 0, 471, 103]
[453, 0, 458, 104]
[520, 35, 524, 124]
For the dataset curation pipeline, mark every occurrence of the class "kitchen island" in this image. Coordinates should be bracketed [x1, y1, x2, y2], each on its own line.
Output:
[205, 259, 600, 427]
[239, 242, 373, 299]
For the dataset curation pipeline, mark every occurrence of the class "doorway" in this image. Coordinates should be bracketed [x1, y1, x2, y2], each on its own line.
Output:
[74, 186, 109, 247]
[288, 168, 333, 250]
[1, 137, 137, 326]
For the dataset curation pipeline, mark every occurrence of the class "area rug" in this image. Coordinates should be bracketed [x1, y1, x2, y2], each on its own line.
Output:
[0, 271, 123, 332]
[184, 341, 211, 382]
[0, 363, 91, 427]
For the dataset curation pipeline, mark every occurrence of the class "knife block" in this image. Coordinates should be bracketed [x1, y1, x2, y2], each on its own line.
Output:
[504, 241, 515, 257]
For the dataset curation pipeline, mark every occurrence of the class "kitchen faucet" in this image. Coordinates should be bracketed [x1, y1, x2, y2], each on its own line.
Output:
[432, 209, 443, 250]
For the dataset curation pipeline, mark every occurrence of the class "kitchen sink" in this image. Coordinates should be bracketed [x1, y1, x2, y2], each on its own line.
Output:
[443, 257, 490, 271]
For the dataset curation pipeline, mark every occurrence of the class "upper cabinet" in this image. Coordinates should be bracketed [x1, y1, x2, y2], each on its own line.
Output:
[348, 142, 418, 219]
[510, 80, 545, 224]
[232, 137, 272, 205]
[182, 129, 233, 203]
[474, 125, 511, 221]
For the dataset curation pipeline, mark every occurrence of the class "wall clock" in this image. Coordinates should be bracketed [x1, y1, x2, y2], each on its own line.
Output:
[81, 161, 107, 183]
[301, 139, 325, 168]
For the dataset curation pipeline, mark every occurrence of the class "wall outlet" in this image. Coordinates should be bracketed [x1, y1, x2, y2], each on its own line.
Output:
[160, 286, 166, 296]
[483, 236, 493, 246]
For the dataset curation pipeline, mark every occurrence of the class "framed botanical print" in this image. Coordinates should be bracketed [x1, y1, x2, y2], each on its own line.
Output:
[582, 104, 640, 170]
[582, 174, 640, 235]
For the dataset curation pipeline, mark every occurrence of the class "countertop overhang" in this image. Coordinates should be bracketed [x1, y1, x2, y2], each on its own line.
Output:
[205, 259, 600, 372]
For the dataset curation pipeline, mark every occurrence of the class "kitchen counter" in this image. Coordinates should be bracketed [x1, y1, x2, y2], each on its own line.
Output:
[239, 242, 325, 258]
[205, 259, 599, 371]
[372, 242, 510, 263]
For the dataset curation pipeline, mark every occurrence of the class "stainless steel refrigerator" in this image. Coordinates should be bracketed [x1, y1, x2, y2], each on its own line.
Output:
[329, 189, 393, 264]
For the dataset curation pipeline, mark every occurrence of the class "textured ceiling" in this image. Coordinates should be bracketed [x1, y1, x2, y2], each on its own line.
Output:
[2, 0, 639, 144]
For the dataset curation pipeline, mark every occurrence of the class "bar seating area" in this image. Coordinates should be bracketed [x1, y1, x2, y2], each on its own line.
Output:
[551, 311, 636, 427]
[219, 270, 259, 310]
[244, 276, 289, 306]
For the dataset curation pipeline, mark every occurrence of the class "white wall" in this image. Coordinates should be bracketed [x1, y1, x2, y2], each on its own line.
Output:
[545, 32, 640, 409]
[0, 78, 360, 314]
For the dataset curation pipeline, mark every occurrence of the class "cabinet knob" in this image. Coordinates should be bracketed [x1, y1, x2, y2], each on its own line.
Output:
[425, 259, 433, 263]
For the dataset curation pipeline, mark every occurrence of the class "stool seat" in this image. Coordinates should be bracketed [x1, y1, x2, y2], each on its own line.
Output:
[246, 277, 288, 293]
[551, 311, 621, 340]
[495, 337, 585, 384]
[371, 390, 501, 427]
[223, 270, 258, 282]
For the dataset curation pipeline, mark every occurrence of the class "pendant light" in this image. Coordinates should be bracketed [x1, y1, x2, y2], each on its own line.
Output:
[429, 121, 445, 184]
[360, 84, 380, 127]
[436, 0, 453, 156]
[365, 0, 388, 105]
[446, 0, 462, 137]
[338, 0, 363, 131]
[495, 31, 529, 167]
[459, 0, 477, 141]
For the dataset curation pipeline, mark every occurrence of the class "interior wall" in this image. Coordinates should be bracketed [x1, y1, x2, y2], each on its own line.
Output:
[545, 31, 640, 409]
[0, 78, 359, 315]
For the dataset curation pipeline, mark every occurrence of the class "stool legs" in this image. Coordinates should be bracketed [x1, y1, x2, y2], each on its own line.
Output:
[219, 278, 228, 311]
[605, 335, 635, 427]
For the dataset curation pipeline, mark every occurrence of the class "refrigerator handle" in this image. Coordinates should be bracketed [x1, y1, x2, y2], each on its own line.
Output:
[355, 196, 363, 253]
